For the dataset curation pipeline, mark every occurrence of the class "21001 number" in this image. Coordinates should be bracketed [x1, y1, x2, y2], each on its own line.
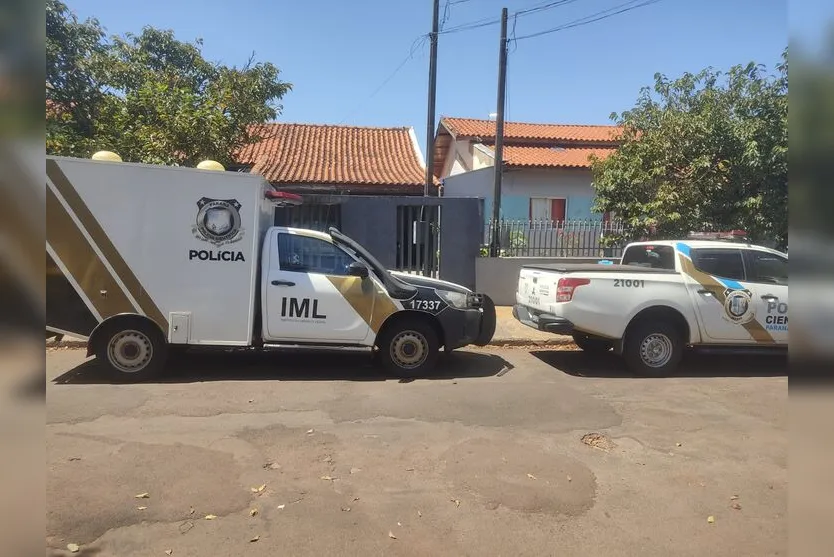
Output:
[412, 299, 442, 311]
[614, 279, 645, 288]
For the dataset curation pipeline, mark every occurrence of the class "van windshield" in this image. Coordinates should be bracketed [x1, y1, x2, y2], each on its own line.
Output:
[621, 245, 677, 270]
[328, 227, 417, 299]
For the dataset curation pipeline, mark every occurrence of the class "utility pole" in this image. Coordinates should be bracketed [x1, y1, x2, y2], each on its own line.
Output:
[489, 7, 509, 257]
[424, 0, 440, 197]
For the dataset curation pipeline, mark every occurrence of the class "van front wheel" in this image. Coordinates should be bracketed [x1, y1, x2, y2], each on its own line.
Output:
[377, 320, 440, 378]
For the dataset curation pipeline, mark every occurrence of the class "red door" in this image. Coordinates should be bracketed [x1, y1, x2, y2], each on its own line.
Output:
[551, 199, 566, 223]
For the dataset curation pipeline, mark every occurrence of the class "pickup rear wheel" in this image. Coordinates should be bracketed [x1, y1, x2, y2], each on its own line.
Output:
[377, 319, 440, 378]
[572, 333, 613, 353]
[623, 320, 683, 377]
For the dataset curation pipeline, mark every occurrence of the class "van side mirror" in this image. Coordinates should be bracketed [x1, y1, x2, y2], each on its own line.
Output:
[348, 262, 369, 279]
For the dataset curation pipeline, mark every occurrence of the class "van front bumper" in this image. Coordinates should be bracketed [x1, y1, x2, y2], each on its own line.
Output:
[512, 304, 574, 335]
[439, 294, 496, 349]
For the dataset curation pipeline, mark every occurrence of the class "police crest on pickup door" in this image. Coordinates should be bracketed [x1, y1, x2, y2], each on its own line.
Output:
[192, 198, 244, 246]
[722, 288, 755, 324]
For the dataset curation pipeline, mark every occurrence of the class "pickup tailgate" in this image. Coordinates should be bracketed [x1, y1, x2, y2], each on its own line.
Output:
[517, 262, 678, 314]
[516, 266, 565, 312]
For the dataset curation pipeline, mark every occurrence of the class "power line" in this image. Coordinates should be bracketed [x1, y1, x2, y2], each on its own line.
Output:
[438, 0, 582, 35]
[516, 0, 583, 16]
[514, 0, 665, 41]
[338, 35, 430, 124]
[440, 0, 452, 31]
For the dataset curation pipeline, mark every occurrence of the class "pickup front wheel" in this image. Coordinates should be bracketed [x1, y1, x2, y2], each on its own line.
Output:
[623, 320, 683, 377]
[377, 319, 440, 378]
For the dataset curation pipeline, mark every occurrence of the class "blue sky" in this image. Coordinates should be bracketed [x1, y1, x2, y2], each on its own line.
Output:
[66, 0, 801, 154]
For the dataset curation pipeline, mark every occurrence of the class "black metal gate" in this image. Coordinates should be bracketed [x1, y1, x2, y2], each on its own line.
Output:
[274, 202, 341, 232]
[395, 204, 440, 278]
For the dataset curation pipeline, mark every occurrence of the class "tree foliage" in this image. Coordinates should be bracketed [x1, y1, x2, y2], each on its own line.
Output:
[46, 0, 292, 165]
[46, 0, 106, 154]
[591, 49, 788, 249]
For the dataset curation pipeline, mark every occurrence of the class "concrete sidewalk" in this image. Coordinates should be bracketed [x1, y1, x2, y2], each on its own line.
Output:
[489, 306, 572, 346]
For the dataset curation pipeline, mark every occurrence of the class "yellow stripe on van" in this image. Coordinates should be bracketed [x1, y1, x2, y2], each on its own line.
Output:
[326, 276, 399, 334]
[47, 159, 169, 331]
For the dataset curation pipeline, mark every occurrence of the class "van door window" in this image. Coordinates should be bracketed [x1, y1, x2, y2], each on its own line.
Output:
[277, 233, 355, 276]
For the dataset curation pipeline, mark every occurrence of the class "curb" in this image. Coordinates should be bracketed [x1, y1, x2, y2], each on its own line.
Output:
[486, 337, 574, 347]
[46, 340, 87, 349]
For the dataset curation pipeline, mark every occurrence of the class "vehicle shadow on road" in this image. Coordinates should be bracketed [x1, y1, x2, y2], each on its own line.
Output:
[531, 349, 788, 378]
[52, 348, 514, 385]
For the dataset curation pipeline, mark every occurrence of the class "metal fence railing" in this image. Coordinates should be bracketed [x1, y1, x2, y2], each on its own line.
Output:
[483, 218, 626, 258]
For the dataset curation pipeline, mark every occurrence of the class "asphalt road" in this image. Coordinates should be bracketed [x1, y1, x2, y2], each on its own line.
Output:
[46, 346, 787, 557]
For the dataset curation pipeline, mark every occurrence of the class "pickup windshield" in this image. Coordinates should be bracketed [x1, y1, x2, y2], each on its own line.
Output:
[621, 244, 676, 270]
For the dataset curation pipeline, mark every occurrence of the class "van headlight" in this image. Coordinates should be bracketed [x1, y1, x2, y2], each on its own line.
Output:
[437, 289, 469, 309]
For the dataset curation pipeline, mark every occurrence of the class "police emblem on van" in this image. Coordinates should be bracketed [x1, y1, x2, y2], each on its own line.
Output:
[192, 198, 244, 246]
[722, 288, 755, 324]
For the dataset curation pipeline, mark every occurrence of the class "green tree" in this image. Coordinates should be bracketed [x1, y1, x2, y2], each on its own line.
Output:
[46, 0, 106, 155]
[46, 1, 292, 166]
[591, 49, 788, 249]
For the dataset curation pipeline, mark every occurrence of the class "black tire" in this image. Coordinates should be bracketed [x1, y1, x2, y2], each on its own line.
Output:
[376, 319, 440, 378]
[623, 319, 683, 377]
[94, 319, 168, 382]
[572, 332, 613, 353]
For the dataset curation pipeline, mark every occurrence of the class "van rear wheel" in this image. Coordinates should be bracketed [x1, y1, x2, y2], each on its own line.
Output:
[94, 320, 168, 382]
[377, 320, 440, 378]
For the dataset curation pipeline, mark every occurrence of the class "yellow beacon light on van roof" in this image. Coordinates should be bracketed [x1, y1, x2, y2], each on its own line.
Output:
[91, 150, 122, 162]
[197, 160, 225, 171]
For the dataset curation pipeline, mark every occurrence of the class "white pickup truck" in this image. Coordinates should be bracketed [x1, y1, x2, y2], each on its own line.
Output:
[513, 237, 788, 376]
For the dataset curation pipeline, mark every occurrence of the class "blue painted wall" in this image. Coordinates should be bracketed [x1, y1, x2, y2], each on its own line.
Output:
[567, 195, 604, 220]
[444, 167, 605, 222]
[481, 195, 528, 220]
[483, 194, 602, 221]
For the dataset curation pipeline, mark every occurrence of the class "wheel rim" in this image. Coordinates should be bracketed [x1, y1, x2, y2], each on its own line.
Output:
[639, 333, 673, 368]
[107, 330, 153, 373]
[390, 330, 429, 370]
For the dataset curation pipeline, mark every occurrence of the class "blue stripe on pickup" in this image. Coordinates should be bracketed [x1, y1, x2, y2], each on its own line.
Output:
[676, 242, 744, 290]
[675, 242, 691, 257]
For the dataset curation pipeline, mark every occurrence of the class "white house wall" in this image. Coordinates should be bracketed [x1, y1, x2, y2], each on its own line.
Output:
[442, 138, 476, 176]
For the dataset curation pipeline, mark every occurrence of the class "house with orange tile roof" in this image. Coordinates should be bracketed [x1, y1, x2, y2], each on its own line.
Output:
[432, 116, 622, 223]
[234, 122, 437, 197]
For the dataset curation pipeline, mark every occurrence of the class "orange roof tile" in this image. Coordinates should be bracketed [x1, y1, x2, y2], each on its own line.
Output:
[481, 145, 616, 169]
[441, 117, 623, 143]
[236, 123, 434, 188]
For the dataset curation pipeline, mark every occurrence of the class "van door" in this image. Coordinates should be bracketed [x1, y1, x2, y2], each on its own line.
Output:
[742, 248, 789, 345]
[681, 247, 766, 343]
[264, 231, 373, 343]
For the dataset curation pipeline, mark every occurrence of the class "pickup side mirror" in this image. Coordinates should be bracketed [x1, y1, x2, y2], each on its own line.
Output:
[348, 261, 369, 279]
